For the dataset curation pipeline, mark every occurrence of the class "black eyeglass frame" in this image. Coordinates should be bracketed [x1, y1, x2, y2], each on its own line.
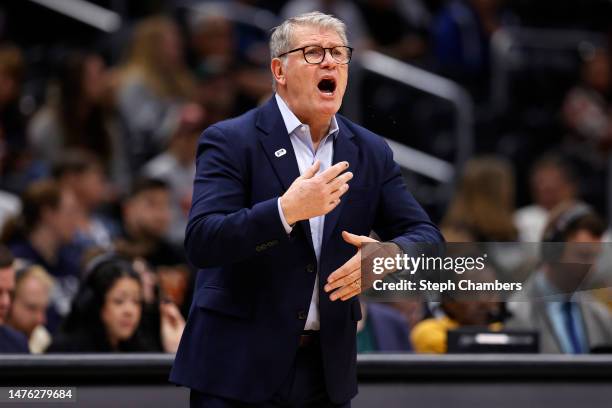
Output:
[276, 45, 354, 64]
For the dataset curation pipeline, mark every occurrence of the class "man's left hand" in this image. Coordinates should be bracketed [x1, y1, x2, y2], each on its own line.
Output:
[324, 231, 378, 301]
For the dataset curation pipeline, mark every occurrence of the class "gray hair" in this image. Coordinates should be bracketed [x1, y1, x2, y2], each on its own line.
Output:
[269, 11, 348, 89]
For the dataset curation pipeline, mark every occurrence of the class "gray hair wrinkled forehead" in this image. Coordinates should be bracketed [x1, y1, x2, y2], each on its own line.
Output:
[269, 11, 348, 59]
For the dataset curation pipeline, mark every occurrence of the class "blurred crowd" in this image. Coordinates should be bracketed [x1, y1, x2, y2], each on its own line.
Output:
[0, 0, 611, 354]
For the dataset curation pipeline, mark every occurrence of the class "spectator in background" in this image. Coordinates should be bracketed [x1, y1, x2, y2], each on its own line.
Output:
[432, 0, 515, 99]
[1, 180, 80, 333]
[562, 48, 611, 213]
[0, 45, 28, 232]
[0, 44, 38, 194]
[0, 245, 29, 353]
[28, 51, 128, 191]
[188, 11, 270, 118]
[386, 300, 426, 329]
[48, 254, 184, 353]
[563, 48, 612, 158]
[357, 0, 430, 61]
[442, 156, 518, 241]
[142, 104, 205, 246]
[411, 296, 503, 353]
[411, 266, 505, 353]
[0, 44, 24, 154]
[506, 202, 612, 353]
[115, 178, 192, 317]
[514, 154, 577, 242]
[116, 16, 198, 172]
[357, 302, 412, 353]
[190, 12, 235, 79]
[411, 226, 507, 353]
[6, 262, 53, 353]
[53, 149, 117, 250]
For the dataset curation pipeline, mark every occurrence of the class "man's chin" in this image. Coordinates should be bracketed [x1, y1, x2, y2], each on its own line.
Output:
[315, 99, 342, 116]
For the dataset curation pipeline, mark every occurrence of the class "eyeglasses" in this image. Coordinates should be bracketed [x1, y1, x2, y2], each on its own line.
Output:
[277, 45, 353, 64]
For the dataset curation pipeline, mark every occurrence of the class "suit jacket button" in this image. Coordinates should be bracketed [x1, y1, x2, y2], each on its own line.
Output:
[305, 264, 315, 274]
[297, 311, 307, 320]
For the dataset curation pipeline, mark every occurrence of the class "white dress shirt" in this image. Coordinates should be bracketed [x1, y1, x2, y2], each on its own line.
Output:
[275, 93, 339, 331]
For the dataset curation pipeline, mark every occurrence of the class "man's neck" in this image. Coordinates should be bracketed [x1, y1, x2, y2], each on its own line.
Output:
[308, 120, 331, 148]
[277, 92, 332, 145]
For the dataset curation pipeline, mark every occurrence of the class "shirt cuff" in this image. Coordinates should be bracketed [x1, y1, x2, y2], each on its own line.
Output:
[277, 198, 294, 234]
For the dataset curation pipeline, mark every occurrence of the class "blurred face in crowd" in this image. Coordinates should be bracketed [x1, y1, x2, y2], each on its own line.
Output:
[101, 277, 142, 346]
[160, 23, 184, 70]
[272, 24, 349, 128]
[443, 300, 499, 326]
[531, 165, 575, 211]
[70, 165, 108, 210]
[550, 229, 602, 293]
[82, 55, 108, 104]
[8, 274, 50, 337]
[0, 266, 15, 324]
[470, 0, 502, 13]
[0, 46, 23, 108]
[0, 70, 19, 107]
[192, 15, 234, 65]
[124, 188, 172, 239]
[583, 51, 611, 94]
[44, 189, 79, 243]
[443, 266, 501, 326]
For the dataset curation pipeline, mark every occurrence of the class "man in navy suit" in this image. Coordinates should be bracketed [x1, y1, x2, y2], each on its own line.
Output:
[170, 11, 442, 407]
[0, 245, 29, 354]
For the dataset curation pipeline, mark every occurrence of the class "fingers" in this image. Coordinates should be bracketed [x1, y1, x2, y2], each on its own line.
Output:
[327, 254, 360, 285]
[342, 231, 363, 248]
[329, 277, 361, 301]
[160, 302, 183, 325]
[338, 286, 361, 301]
[318, 161, 349, 183]
[325, 267, 360, 292]
[301, 160, 321, 179]
[328, 184, 350, 203]
[327, 171, 353, 192]
[324, 245, 367, 301]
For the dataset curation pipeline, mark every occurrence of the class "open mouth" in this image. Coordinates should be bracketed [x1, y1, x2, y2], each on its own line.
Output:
[317, 78, 336, 95]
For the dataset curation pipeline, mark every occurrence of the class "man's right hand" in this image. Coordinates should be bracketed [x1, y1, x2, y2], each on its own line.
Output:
[280, 160, 353, 225]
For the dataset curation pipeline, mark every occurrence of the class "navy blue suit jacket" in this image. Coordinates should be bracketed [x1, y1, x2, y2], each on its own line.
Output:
[0, 325, 29, 353]
[169, 97, 442, 404]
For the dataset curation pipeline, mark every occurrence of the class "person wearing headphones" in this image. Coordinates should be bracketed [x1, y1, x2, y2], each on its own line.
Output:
[506, 202, 612, 353]
[48, 254, 185, 353]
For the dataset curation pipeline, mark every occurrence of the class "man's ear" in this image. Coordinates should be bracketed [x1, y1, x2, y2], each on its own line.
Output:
[271, 58, 286, 87]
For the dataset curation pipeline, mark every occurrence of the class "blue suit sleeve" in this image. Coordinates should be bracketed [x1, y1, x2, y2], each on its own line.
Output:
[185, 126, 288, 268]
[373, 141, 444, 250]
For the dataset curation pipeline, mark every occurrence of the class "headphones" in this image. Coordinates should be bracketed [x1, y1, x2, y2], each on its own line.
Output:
[540, 203, 593, 262]
[83, 252, 131, 279]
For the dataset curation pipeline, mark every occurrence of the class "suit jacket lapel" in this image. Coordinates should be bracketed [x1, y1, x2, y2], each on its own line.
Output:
[322, 119, 358, 248]
[255, 97, 314, 249]
[256, 97, 300, 192]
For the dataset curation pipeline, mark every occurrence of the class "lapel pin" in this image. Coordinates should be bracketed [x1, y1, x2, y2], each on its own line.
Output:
[275, 148, 287, 158]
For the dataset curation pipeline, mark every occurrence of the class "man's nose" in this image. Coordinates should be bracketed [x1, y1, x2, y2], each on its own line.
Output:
[0, 293, 9, 308]
[320, 49, 337, 67]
